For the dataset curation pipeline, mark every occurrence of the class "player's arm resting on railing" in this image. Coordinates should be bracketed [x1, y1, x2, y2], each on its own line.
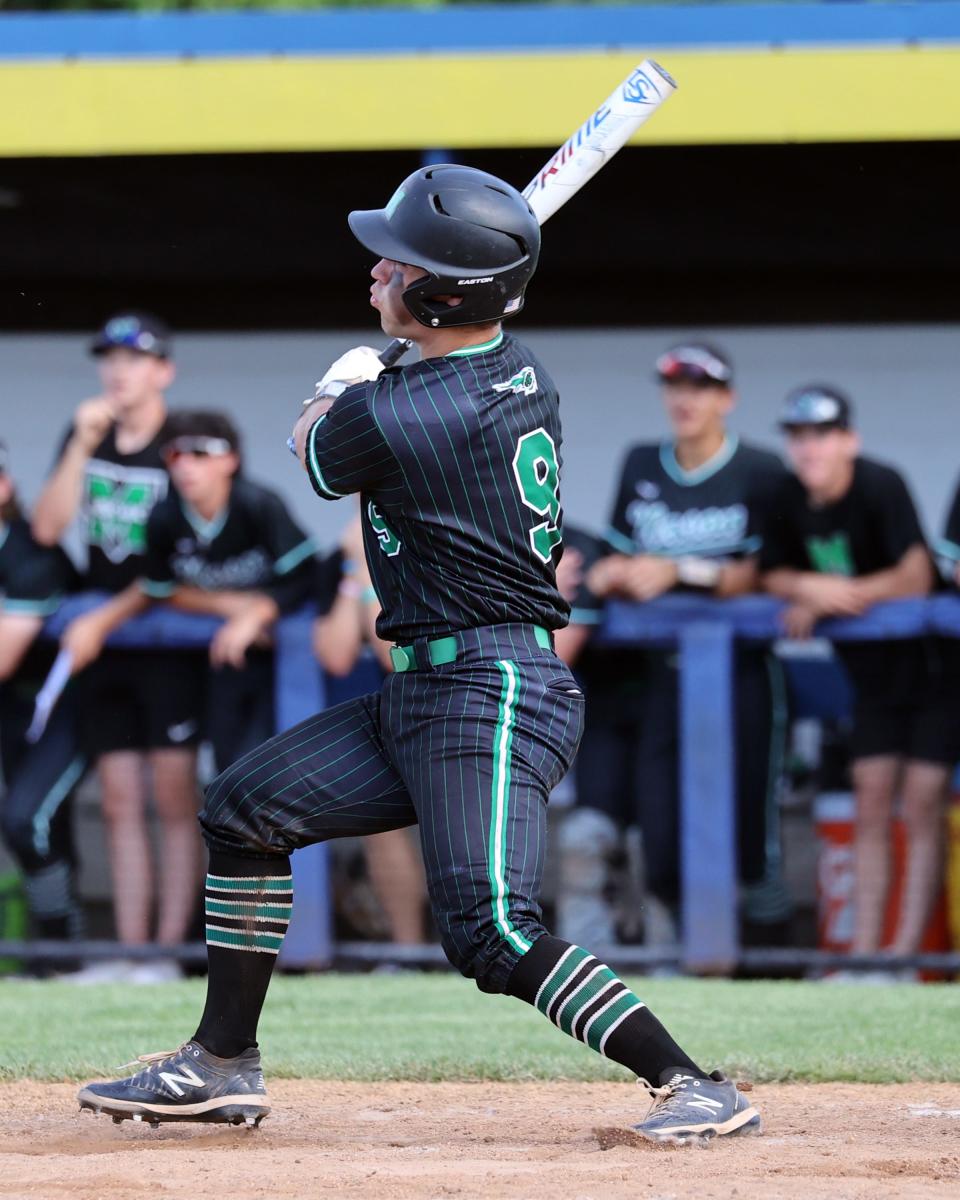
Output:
[0, 613, 43, 681]
[60, 582, 150, 673]
[32, 400, 115, 546]
[851, 543, 932, 606]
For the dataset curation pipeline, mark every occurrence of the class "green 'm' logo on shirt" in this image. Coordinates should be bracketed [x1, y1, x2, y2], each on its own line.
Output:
[85, 460, 167, 564]
[806, 532, 855, 576]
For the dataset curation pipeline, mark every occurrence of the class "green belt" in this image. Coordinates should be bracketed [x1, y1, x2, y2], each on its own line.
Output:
[389, 625, 552, 673]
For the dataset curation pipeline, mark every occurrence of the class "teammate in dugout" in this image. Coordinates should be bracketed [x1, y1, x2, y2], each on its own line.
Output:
[576, 345, 792, 942]
[762, 385, 953, 969]
[32, 315, 203, 983]
[0, 441, 86, 956]
[78, 165, 760, 1143]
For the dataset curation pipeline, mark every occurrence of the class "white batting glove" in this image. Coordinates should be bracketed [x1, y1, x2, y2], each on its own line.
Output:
[304, 346, 384, 407]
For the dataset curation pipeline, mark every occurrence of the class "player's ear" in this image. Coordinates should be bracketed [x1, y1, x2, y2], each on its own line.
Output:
[845, 430, 861, 459]
[156, 358, 177, 390]
[719, 387, 736, 416]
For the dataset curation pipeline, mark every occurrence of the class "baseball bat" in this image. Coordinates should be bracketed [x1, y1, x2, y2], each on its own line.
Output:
[378, 59, 677, 367]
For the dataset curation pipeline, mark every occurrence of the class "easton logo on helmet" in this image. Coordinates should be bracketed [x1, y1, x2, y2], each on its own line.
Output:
[457, 277, 495, 286]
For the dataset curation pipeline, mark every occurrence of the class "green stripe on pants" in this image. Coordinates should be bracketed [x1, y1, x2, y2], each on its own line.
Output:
[488, 660, 532, 956]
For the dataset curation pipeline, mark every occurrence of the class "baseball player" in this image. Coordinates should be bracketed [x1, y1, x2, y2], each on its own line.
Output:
[0, 441, 85, 957]
[78, 167, 760, 1143]
[582, 345, 792, 940]
[33, 314, 204, 982]
[762, 385, 945, 967]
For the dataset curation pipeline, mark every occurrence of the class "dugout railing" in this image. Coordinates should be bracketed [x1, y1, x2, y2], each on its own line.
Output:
[1, 593, 958, 976]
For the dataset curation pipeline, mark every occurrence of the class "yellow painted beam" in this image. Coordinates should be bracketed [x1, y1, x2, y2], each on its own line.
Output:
[1, 46, 958, 157]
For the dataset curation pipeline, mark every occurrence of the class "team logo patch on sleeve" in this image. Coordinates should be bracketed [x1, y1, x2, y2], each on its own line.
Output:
[493, 366, 538, 396]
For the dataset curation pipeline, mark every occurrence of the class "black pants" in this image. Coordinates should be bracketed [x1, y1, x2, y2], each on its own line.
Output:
[0, 681, 85, 878]
[200, 625, 584, 995]
[205, 653, 277, 774]
[574, 647, 787, 904]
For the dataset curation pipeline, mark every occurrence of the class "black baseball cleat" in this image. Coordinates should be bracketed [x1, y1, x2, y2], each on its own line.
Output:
[633, 1069, 761, 1143]
[77, 1041, 271, 1127]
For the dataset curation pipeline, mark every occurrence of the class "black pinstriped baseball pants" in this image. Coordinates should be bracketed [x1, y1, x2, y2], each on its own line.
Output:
[200, 624, 584, 994]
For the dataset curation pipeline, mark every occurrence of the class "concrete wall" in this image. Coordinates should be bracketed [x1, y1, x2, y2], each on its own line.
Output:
[3, 325, 958, 555]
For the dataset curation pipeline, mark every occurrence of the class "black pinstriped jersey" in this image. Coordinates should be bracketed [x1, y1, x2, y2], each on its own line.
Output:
[304, 331, 570, 642]
[607, 437, 787, 562]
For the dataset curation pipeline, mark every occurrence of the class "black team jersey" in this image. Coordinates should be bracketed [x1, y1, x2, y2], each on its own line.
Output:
[607, 436, 787, 562]
[760, 456, 926, 577]
[0, 517, 77, 685]
[141, 477, 317, 613]
[54, 425, 169, 593]
[304, 331, 570, 642]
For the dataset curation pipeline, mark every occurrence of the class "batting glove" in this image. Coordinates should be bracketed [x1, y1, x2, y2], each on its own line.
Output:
[305, 346, 384, 407]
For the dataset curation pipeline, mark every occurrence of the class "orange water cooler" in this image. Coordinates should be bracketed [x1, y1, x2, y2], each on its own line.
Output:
[815, 792, 951, 973]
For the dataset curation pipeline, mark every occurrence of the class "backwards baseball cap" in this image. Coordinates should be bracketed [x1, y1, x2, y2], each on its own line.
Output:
[655, 342, 733, 388]
[90, 312, 172, 359]
[779, 384, 853, 431]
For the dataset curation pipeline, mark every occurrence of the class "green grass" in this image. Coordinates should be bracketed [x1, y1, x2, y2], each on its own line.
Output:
[2, 975, 958, 1084]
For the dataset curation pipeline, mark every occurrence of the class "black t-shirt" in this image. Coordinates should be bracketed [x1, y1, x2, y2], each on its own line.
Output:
[760, 456, 926, 576]
[607, 436, 786, 565]
[141, 477, 316, 614]
[0, 516, 77, 684]
[55, 423, 169, 592]
[303, 331, 570, 642]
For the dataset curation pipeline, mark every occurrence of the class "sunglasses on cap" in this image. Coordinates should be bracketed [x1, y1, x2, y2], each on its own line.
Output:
[655, 346, 733, 386]
[162, 436, 233, 461]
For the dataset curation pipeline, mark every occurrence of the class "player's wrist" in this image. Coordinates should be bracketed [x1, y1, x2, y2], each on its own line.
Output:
[676, 557, 721, 589]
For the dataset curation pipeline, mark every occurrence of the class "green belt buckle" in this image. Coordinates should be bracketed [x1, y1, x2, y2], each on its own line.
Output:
[390, 645, 413, 672]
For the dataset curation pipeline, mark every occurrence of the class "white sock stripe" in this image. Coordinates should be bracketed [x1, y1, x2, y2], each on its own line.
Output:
[548, 962, 607, 1025]
[205, 936, 280, 956]
[205, 913, 291, 926]
[580, 986, 635, 1048]
[567, 977, 622, 1037]
[598, 1001, 647, 1056]
[533, 944, 580, 1010]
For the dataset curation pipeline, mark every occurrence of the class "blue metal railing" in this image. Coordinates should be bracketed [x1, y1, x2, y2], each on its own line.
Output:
[30, 591, 960, 973]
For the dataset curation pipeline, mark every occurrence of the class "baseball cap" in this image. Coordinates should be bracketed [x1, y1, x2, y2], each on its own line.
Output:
[778, 384, 853, 431]
[655, 342, 733, 387]
[90, 312, 172, 359]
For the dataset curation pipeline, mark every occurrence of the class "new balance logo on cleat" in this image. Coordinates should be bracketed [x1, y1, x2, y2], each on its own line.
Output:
[633, 1069, 761, 1144]
[77, 1041, 270, 1127]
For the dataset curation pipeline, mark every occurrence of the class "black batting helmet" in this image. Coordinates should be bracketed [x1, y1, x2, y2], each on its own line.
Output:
[348, 165, 540, 329]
